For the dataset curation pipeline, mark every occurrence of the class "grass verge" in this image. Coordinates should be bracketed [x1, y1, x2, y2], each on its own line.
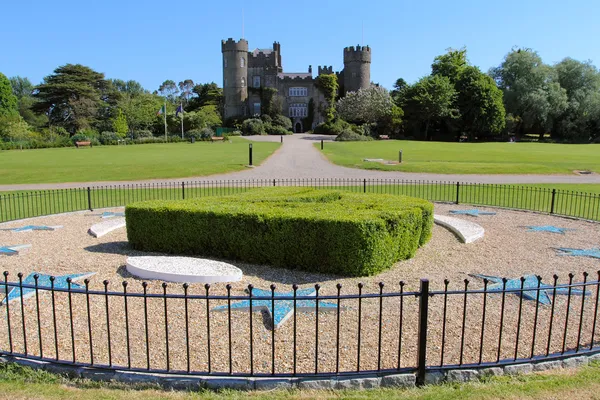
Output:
[318, 140, 600, 175]
[2, 360, 600, 399]
[0, 138, 280, 185]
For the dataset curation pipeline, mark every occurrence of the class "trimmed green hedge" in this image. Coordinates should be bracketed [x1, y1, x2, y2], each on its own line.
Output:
[126, 188, 433, 276]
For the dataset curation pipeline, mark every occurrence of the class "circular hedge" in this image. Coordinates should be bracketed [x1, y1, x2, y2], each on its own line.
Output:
[126, 188, 433, 277]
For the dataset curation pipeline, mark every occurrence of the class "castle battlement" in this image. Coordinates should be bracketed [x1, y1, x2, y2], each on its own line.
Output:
[318, 66, 334, 75]
[343, 45, 372, 63]
[221, 38, 249, 52]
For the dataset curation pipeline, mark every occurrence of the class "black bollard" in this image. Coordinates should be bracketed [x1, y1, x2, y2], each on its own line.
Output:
[321, 139, 324, 150]
[399, 150, 403, 163]
[249, 143, 253, 166]
[280, 135, 283, 143]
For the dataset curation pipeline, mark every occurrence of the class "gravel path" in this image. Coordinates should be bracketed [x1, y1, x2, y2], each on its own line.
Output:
[2, 134, 600, 191]
[1, 205, 599, 374]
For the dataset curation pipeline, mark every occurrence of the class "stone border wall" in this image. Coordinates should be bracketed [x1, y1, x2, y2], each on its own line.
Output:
[2, 353, 599, 391]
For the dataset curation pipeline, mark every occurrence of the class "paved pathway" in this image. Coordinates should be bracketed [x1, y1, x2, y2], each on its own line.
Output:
[2, 134, 600, 191]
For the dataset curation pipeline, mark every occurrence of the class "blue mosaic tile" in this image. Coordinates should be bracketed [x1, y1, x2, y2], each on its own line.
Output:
[2, 271, 96, 304]
[214, 287, 338, 329]
[525, 225, 570, 234]
[2, 225, 62, 232]
[471, 274, 590, 305]
[556, 248, 600, 259]
[0, 244, 31, 256]
[449, 209, 496, 217]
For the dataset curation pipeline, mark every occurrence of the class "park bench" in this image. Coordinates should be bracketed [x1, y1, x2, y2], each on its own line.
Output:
[75, 141, 92, 148]
[211, 136, 225, 142]
[378, 135, 390, 140]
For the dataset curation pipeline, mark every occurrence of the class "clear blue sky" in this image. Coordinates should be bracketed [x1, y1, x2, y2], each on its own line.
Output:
[2, 0, 599, 91]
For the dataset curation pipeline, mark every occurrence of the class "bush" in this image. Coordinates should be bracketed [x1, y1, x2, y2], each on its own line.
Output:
[70, 133, 90, 144]
[132, 130, 153, 139]
[228, 130, 242, 136]
[313, 119, 357, 135]
[335, 130, 374, 142]
[100, 131, 120, 145]
[200, 127, 214, 140]
[241, 118, 266, 135]
[126, 188, 433, 277]
[272, 115, 293, 130]
[186, 129, 203, 140]
[260, 114, 273, 125]
[265, 124, 292, 135]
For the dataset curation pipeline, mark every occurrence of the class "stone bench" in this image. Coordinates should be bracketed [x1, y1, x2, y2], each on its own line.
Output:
[75, 141, 92, 148]
[88, 217, 126, 238]
[434, 214, 485, 243]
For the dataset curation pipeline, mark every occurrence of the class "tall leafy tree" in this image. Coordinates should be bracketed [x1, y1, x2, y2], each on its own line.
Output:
[431, 48, 468, 83]
[32, 64, 108, 133]
[120, 92, 163, 133]
[491, 48, 568, 139]
[0, 72, 19, 117]
[336, 86, 395, 125]
[455, 66, 506, 139]
[315, 74, 339, 123]
[178, 79, 195, 106]
[401, 75, 458, 140]
[158, 80, 179, 104]
[189, 82, 223, 111]
[110, 79, 146, 96]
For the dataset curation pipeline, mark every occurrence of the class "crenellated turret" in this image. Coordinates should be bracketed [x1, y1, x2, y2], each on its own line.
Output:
[222, 38, 249, 119]
[343, 44, 371, 93]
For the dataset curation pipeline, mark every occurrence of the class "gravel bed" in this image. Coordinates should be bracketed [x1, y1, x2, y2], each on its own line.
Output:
[0, 205, 599, 375]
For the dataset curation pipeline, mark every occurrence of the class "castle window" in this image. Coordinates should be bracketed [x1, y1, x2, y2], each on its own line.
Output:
[289, 87, 308, 97]
[240, 57, 245, 67]
[289, 103, 308, 118]
[253, 76, 261, 88]
[224, 58, 228, 68]
[241, 77, 246, 88]
[253, 102, 261, 115]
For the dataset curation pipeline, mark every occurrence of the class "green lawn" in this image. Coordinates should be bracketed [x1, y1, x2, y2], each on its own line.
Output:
[0, 138, 280, 185]
[2, 361, 600, 399]
[318, 141, 600, 174]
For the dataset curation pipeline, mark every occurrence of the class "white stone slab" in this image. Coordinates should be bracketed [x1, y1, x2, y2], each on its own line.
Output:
[126, 256, 243, 283]
[434, 214, 484, 244]
[88, 217, 126, 238]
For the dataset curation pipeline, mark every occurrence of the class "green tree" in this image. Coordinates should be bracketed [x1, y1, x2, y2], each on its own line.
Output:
[0, 72, 19, 117]
[336, 86, 396, 125]
[158, 80, 179, 104]
[491, 48, 568, 139]
[109, 79, 146, 96]
[178, 79, 195, 106]
[32, 64, 108, 133]
[552, 58, 600, 142]
[455, 66, 506, 139]
[189, 82, 223, 111]
[8, 76, 47, 127]
[112, 108, 128, 137]
[401, 75, 458, 140]
[431, 48, 468, 83]
[120, 92, 163, 133]
[315, 74, 338, 123]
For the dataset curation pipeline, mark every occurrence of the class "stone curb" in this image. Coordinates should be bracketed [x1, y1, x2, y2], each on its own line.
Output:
[1, 353, 599, 391]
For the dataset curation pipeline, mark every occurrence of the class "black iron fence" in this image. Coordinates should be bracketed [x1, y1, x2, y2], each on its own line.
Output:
[1, 179, 600, 223]
[1, 272, 599, 384]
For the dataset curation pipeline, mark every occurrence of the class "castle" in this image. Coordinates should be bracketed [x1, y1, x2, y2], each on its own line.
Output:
[221, 38, 372, 132]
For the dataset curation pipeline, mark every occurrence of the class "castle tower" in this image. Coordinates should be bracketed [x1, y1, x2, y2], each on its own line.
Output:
[343, 45, 371, 94]
[222, 38, 249, 120]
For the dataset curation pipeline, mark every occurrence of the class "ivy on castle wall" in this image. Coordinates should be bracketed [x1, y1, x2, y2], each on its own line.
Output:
[302, 98, 315, 130]
[315, 74, 338, 123]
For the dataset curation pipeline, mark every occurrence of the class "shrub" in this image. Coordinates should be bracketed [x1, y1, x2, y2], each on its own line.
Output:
[186, 129, 203, 140]
[335, 130, 374, 142]
[70, 133, 90, 143]
[272, 115, 293, 130]
[200, 127, 215, 140]
[313, 119, 357, 135]
[132, 129, 153, 139]
[228, 130, 242, 136]
[100, 131, 119, 145]
[241, 118, 266, 135]
[260, 114, 273, 125]
[126, 188, 433, 277]
[265, 124, 292, 135]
